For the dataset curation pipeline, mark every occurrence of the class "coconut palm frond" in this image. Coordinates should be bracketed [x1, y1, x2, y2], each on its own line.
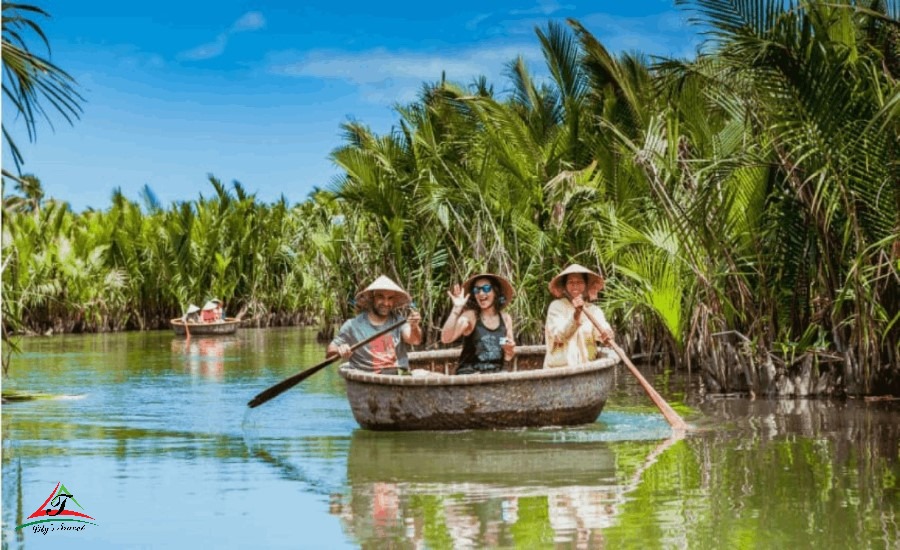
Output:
[1, 3, 84, 174]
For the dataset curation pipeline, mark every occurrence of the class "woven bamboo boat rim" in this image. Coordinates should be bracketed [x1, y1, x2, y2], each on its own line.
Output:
[170, 317, 241, 327]
[405, 344, 547, 360]
[339, 347, 619, 387]
[170, 317, 241, 335]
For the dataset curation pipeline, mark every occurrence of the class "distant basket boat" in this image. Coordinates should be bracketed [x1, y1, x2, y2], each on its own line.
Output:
[339, 345, 619, 431]
[170, 317, 241, 336]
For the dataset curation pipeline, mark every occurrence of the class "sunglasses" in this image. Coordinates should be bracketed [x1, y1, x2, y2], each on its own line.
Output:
[472, 284, 493, 295]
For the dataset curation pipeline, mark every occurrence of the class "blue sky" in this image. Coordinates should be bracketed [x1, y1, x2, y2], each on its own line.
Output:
[3, 1, 699, 211]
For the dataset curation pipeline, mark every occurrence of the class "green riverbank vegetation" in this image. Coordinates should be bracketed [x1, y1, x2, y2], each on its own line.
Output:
[3, 1, 898, 395]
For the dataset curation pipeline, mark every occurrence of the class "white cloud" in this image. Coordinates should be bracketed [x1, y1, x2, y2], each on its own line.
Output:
[115, 51, 167, 70]
[180, 34, 228, 61]
[231, 11, 266, 33]
[264, 8, 698, 107]
[465, 13, 492, 31]
[477, 8, 695, 58]
[510, 0, 574, 16]
[179, 11, 266, 62]
[268, 43, 546, 104]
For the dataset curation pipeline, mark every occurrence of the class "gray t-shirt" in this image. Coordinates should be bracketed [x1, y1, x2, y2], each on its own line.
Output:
[331, 312, 409, 372]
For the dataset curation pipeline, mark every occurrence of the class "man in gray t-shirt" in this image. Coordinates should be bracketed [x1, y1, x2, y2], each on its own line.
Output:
[327, 275, 422, 374]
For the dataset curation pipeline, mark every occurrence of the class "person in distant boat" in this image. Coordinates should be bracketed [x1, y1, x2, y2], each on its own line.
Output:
[183, 304, 201, 323]
[544, 264, 614, 368]
[201, 300, 222, 323]
[212, 299, 225, 320]
[328, 275, 422, 375]
[441, 273, 516, 375]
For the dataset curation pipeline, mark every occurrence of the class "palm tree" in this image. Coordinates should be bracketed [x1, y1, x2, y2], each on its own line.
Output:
[2, 2, 83, 178]
[663, 0, 900, 391]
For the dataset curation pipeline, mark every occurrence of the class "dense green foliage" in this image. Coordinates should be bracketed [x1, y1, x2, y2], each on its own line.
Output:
[3, 1, 898, 393]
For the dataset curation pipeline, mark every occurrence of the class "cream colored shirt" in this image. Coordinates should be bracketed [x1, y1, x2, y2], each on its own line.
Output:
[543, 298, 611, 368]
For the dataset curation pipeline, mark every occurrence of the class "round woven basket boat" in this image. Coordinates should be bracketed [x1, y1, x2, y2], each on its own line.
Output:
[170, 317, 241, 336]
[339, 345, 619, 431]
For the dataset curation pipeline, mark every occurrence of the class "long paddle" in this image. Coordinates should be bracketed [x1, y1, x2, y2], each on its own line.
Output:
[575, 299, 688, 431]
[247, 318, 407, 408]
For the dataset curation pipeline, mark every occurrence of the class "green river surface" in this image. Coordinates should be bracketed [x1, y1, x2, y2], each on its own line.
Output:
[2, 328, 898, 549]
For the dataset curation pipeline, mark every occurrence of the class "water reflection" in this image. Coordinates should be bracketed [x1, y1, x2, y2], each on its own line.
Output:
[695, 395, 900, 462]
[331, 430, 681, 549]
[170, 336, 239, 380]
[3, 330, 898, 548]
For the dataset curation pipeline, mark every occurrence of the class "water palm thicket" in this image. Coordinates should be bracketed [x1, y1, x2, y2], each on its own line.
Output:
[657, 0, 900, 394]
[2, 1, 897, 395]
[327, 2, 898, 395]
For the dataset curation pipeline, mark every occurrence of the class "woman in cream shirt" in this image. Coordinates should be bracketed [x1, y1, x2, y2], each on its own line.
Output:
[544, 264, 614, 368]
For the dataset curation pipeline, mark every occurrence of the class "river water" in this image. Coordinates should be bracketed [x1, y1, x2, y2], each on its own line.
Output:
[2, 328, 898, 549]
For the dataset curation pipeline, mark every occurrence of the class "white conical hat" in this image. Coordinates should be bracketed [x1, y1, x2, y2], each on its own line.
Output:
[202, 300, 219, 311]
[548, 263, 605, 299]
[355, 275, 411, 308]
[185, 304, 201, 315]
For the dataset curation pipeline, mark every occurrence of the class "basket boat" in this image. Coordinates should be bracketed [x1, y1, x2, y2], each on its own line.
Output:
[339, 345, 619, 431]
[170, 317, 241, 336]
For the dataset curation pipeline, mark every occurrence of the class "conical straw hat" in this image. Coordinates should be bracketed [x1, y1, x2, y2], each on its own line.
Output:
[548, 263, 605, 299]
[462, 273, 515, 304]
[202, 300, 219, 311]
[355, 275, 411, 308]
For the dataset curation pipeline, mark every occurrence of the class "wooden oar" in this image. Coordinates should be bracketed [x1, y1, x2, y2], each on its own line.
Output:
[578, 304, 688, 431]
[247, 318, 407, 408]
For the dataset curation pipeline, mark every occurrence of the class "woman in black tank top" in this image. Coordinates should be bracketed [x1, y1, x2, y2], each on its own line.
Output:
[440, 273, 516, 375]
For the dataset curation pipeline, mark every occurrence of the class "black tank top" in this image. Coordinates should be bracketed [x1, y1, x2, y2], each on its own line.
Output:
[457, 314, 506, 374]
